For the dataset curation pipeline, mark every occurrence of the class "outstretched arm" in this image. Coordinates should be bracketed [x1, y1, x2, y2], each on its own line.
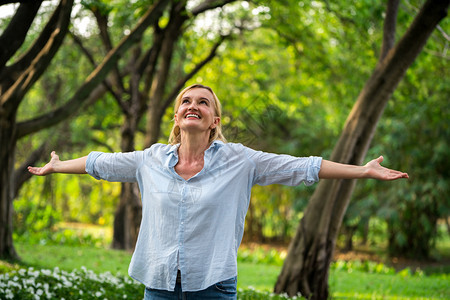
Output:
[318, 156, 408, 180]
[28, 151, 87, 176]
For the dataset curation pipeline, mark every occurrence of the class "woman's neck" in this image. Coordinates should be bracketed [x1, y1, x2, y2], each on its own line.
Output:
[178, 131, 210, 162]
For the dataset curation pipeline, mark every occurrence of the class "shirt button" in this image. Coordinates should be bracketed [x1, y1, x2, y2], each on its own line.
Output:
[181, 222, 184, 225]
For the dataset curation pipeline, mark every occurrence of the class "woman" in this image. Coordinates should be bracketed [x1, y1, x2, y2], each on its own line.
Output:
[28, 84, 408, 299]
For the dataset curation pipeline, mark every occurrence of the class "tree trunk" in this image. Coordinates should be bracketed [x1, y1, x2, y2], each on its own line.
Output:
[112, 114, 143, 250]
[113, 182, 142, 250]
[0, 115, 18, 260]
[274, 0, 449, 298]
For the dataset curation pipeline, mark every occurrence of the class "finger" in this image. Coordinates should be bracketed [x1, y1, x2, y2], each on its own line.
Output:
[376, 156, 384, 164]
[50, 151, 59, 160]
[27, 166, 42, 175]
[387, 170, 409, 180]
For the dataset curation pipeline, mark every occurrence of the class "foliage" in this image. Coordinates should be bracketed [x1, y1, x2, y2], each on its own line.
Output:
[238, 245, 286, 266]
[369, 36, 449, 259]
[331, 260, 420, 277]
[237, 287, 304, 300]
[0, 267, 141, 299]
[14, 171, 121, 232]
[14, 228, 106, 248]
[337, 0, 450, 258]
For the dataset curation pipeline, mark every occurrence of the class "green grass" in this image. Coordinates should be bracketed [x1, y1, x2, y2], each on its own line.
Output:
[15, 243, 131, 275]
[329, 269, 449, 299]
[237, 262, 281, 291]
[3, 241, 449, 299]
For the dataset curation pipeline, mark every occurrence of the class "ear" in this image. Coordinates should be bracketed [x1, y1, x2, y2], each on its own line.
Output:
[210, 117, 220, 129]
[174, 113, 179, 126]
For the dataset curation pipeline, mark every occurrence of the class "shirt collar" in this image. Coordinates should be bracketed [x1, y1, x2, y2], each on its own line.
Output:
[166, 140, 224, 156]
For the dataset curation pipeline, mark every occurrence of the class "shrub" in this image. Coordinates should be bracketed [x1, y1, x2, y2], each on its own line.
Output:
[0, 267, 142, 299]
[0, 267, 304, 300]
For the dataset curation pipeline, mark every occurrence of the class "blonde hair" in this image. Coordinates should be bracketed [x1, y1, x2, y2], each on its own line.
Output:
[168, 84, 227, 145]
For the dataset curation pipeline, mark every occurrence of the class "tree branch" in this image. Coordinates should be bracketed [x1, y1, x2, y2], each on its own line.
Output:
[0, 0, 74, 115]
[69, 31, 97, 66]
[91, 137, 115, 153]
[15, 0, 170, 139]
[191, 0, 236, 15]
[0, 0, 43, 69]
[373, 0, 449, 84]
[70, 31, 129, 113]
[91, 6, 126, 94]
[141, 25, 164, 94]
[379, 0, 400, 62]
[1, 0, 71, 85]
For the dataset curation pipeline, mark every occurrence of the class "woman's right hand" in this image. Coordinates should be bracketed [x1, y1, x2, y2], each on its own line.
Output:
[28, 151, 60, 176]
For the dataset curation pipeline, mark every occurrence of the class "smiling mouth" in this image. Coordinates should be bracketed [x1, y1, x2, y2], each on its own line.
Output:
[185, 114, 201, 119]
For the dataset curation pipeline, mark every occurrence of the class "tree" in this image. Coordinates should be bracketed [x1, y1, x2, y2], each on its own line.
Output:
[274, 0, 449, 298]
[0, 0, 73, 260]
[0, 0, 170, 260]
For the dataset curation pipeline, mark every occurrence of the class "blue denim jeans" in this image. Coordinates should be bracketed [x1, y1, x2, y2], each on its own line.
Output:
[144, 276, 237, 300]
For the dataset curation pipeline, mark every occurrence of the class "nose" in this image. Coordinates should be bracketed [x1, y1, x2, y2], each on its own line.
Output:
[188, 101, 198, 110]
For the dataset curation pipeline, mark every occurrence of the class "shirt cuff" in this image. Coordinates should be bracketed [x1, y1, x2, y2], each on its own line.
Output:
[85, 151, 103, 180]
[305, 156, 322, 186]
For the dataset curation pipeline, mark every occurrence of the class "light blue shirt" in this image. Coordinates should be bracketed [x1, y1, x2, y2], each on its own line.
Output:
[85, 141, 322, 292]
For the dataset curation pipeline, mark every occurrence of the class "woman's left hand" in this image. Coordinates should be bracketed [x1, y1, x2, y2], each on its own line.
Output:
[364, 156, 409, 180]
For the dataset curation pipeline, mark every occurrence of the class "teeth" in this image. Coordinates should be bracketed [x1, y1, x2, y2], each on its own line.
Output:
[186, 114, 200, 119]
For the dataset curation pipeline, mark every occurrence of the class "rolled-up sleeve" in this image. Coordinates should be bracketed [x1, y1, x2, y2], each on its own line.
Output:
[85, 151, 104, 180]
[245, 147, 322, 186]
[85, 151, 144, 182]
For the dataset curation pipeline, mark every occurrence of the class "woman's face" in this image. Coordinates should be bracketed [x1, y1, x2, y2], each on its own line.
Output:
[174, 88, 220, 134]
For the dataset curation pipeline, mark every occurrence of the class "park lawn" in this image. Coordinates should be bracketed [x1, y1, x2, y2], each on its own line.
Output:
[329, 269, 449, 299]
[15, 242, 131, 275]
[7, 242, 450, 299]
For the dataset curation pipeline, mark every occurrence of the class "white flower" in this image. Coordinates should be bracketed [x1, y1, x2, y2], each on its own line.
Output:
[95, 291, 102, 297]
[36, 289, 44, 296]
[4, 288, 13, 297]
